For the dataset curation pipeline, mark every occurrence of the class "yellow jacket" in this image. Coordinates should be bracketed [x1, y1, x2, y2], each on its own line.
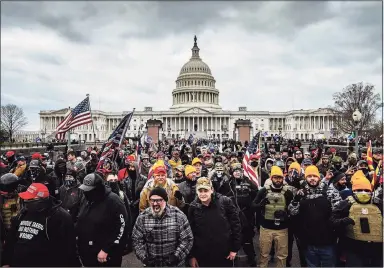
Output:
[139, 178, 184, 212]
[12, 164, 26, 177]
[168, 158, 182, 174]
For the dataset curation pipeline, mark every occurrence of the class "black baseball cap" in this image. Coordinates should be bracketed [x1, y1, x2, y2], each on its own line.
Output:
[79, 173, 103, 192]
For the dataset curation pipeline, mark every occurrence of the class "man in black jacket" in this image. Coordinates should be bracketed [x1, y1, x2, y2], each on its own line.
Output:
[188, 177, 241, 267]
[2, 183, 80, 267]
[288, 165, 336, 267]
[77, 173, 128, 267]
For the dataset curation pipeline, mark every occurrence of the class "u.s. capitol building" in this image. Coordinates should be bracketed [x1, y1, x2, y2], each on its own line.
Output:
[40, 36, 336, 143]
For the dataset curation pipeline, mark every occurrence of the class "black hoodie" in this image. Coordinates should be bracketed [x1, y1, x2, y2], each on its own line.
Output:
[2, 198, 80, 267]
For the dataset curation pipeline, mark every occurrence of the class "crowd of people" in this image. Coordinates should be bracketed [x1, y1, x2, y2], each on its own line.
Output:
[0, 137, 382, 267]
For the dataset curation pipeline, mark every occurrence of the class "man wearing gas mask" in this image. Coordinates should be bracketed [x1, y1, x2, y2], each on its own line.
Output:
[230, 163, 259, 267]
[139, 154, 151, 178]
[27, 159, 56, 198]
[331, 171, 383, 267]
[0, 173, 22, 245]
[2, 183, 80, 267]
[77, 173, 128, 267]
[253, 166, 293, 267]
[211, 162, 230, 192]
[58, 169, 84, 223]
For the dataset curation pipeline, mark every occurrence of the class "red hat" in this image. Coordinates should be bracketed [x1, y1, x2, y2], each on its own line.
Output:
[330, 147, 336, 153]
[19, 183, 49, 200]
[204, 153, 211, 158]
[5, 151, 15, 158]
[126, 155, 136, 162]
[154, 166, 166, 175]
[31, 153, 43, 160]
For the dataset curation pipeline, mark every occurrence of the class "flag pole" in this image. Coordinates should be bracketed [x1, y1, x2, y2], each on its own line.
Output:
[66, 106, 71, 150]
[259, 130, 262, 180]
[86, 94, 97, 148]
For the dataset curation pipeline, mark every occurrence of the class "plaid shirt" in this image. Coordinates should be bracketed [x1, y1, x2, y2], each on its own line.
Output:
[132, 205, 193, 266]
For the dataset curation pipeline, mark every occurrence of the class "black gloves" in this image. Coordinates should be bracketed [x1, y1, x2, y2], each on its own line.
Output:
[165, 254, 179, 267]
[293, 189, 305, 203]
[259, 197, 270, 207]
[341, 217, 355, 226]
[174, 190, 183, 201]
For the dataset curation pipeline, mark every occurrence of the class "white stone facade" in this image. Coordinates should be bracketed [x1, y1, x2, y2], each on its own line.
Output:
[39, 36, 338, 142]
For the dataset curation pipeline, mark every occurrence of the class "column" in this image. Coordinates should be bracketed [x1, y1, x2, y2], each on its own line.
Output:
[220, 117, 222, 133]
[192, 117, 194, 131]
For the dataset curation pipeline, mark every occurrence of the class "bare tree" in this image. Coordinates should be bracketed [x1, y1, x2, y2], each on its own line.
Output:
[1, 104, 28, 142]
[329, 82, 381, 134]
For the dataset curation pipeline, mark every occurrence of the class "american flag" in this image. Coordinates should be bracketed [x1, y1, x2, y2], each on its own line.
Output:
[97, 111, 134, 171]
[243, 132, 261, 187]
[55, 97, 92, 140]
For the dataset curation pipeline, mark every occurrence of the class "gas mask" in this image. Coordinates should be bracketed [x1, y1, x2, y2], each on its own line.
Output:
[29, 167, 42, 181]
[64, 175, 77, 187]
[216, 171, 223, 178]
[354, 190, 372, 203]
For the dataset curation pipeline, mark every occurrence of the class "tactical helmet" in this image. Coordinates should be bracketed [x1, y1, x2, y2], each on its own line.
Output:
[0, 173, 20, 193]
[332, 156, 343, 164]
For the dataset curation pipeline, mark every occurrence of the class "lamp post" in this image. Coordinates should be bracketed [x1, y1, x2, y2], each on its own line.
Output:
[352, 109, 362, 155]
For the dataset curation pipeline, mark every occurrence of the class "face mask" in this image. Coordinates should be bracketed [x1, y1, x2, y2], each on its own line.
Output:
[25, 198, 51, 213]
[30, 168, 41, 180]
[360, 168, 368, 174]
[354, 192, 372, 203]
[216, 171, 223, 178]
[250, 161, 258, 167]
[334, 164, 342, 170]
[107, 181, 120, 193]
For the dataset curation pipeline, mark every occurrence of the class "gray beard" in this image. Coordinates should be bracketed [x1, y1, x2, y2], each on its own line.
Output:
[151, 206, 165, 218]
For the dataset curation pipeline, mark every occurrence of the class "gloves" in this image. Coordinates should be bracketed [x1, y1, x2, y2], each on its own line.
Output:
[293, 189, 305, 202]
[165, 254, 179, 267]
[259, 197, 270, 206]
[174, 190, 183, 201]
[341, 217, 355, 226]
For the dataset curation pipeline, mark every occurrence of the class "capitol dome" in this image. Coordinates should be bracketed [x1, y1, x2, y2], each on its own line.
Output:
[171, 36, 221, 111]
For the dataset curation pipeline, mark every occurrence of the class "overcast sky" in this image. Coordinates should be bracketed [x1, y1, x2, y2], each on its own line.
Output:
[1, 1, 382, 131]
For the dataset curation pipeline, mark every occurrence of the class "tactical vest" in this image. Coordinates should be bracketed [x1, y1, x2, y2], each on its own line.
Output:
[264, 186, 287, 221]
[1, 196, 20, 229]
[345, 196, 383, 243]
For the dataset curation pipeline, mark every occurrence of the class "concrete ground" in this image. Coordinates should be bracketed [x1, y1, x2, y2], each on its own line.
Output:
[122, 231, 300, 267]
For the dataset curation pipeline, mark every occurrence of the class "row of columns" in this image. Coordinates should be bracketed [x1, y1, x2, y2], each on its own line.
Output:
[177, 79, 214, 88]
[296, 115, 335, 131]
[41, 116, 66, 131]
[269, 118, 286, 131]
[163, 116, 229, 133]
[173, 92, 218, 105]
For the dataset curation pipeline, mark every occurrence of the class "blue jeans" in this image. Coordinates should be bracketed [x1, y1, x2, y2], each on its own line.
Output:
[305, 245, 335, 267]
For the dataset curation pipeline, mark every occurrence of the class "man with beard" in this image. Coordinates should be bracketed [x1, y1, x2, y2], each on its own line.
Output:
[2, 183, 80, 267]
[173, 165, 186, 184]
[118, 161, 146, 228]
[139, 166, 184, 212]
[188, 177, 241, 267]
[178, 165, 198, 215]
[317, 155, 332, 177]
[77, 173, 128, 267]
[288, 166, 336, 267]
[132, 187, 193, 267]
[253, 166, 293, 267]
[203, 153, 215, 175]
[329, 173, 352, 200]
[58, 169, 84, 223]
[139, 154, 151, 178]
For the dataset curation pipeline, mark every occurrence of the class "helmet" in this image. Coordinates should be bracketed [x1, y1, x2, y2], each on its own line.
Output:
[141, 154, 149, 160]
[332, 156, 343, 164]
[215, 162, 224, 171]
[0, 173, 20, 193]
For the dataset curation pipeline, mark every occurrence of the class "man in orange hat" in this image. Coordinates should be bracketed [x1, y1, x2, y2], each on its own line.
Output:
[331, 171, 382, 266]
[139, 165, 184, 211]
[2, 183, 79, 267]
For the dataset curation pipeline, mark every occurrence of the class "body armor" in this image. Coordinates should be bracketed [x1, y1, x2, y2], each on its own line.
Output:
[1, 196, 20, 229]
[264, 186, 287, 221]
[345, 196, 383, 243]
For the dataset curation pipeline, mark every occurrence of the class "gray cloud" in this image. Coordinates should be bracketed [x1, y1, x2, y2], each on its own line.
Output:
[1, 1, 382, 130]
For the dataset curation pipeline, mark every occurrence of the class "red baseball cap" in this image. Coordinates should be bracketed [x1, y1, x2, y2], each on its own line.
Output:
[19, 183, 49, 200]
[126, 155, 136, 162]
[31, 153, 43, 160]
[5, 151, 15, 158]
[154, 166, 166, 175]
